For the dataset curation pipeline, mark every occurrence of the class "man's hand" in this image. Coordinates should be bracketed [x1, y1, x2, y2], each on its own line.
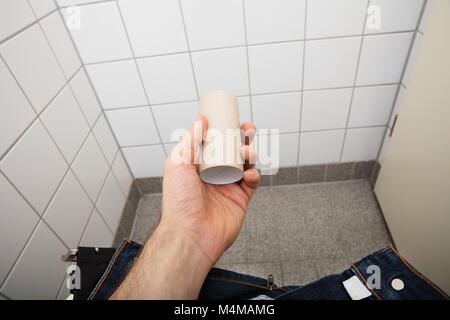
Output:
[110, 116, 259, 300]
[161, 115, 260, 265]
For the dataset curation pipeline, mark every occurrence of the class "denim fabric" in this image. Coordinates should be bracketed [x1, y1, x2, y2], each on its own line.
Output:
[88, 241, 448, 300]
[88, 239, 142, 300]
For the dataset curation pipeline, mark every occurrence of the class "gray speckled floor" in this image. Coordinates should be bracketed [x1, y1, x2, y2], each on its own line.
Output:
[131, 180, 391, 287]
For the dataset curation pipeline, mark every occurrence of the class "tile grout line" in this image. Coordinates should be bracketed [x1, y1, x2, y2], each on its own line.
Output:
[114, 0, 168, 158]
[177, 0, 200, 100]
[81, 29, 419, 67]
[241, 0, 254, 123]
[373, 0, 428, 164]
[338, 0, 371, 162]
[296, 0, 309, 174]
[53, 0, 145, 196]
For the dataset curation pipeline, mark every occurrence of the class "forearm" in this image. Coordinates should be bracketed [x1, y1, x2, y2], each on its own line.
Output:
[110, 225, 213, 300]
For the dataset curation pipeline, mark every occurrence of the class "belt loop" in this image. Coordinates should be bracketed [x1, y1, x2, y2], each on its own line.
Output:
[267, 274, 274, 291]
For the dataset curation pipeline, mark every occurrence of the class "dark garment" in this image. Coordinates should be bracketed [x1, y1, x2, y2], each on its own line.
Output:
[70, 247, 116, 300]
[81, 240, 448, 300]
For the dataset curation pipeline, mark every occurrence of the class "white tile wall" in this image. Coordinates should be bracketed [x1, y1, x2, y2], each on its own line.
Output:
[28, 0, 56, 18]
[0, 173, 39, 285]
[69, 69, 102, 127]
[356, 32, 414, 86]
[341, 127, 385, 162]
[0, 121, 68, 214]
[0, 3, 132, 299]
[0, 0, 35, 41]
[71, 133, 109, 202]
[40, 12, 81, 79]
[299, 130, 345, 165]
[56, 0, 423, 177]
[0, 24, 66, 112]
[0, 58, 36, 157]
[2, 222, 67, 299]
[181, 0, 245, 50]
[63, 2, 132, 63]
[40, 86, 90, 163]
[306, 0, 368, 39]
[252, 92, 301, 133]
[301, 88, 352, 131]
[303, 37, 361, 90]
[192, 47, 249, 96]
[86, 60, 147, 109]
[43, 171, 93, 247]
[123, 145, 166, 178]
[118, 0, 187, 57]
[349, 85, 397, 128]
[138, 54, 197, 104]
[152, 102, 198, 143]
[365, 0, 424, 34]
[106, 107, 160, 147]
[79, 209, 114, 247]
[244, 0, 306, 44]
[95, 171, 126, 233]
[248, 42, 303, 94]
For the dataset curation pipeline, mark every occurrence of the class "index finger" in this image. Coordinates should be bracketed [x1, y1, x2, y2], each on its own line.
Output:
[241, 122, 256, 146]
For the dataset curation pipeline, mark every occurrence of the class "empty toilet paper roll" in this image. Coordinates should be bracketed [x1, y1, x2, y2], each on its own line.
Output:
[199, 90, 243, 185]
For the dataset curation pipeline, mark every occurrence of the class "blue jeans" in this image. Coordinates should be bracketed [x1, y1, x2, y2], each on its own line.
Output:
[87, 240, 448, 300]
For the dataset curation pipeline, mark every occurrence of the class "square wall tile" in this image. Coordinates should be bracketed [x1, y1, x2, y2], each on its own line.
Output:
[301, 88, 352, 131]
[0, 0, 35, 41]
[181, 0, 245, 50]
[244, 0, 305, 44]
[299, 130, 345, 165]
[365, 0, 424, 34]
[40, 12, 81, 79]
[69, 69, 101, 127]
[418, 0, 434, 33]
[303, 37, 361, 90]
[306, 0, 368, 38]
[111, 152, 133, 196]
[275, 133, 299, 168]
[377, 128, 390, 165]
[0, 58, 36, 157]
[252, 92, 301, 133]
[118, 0, 187, 56]
[2, 222, 67, 299]
[152, 102, 197, 143]
[79, 209, 114, 247]
[248, 42, 303, 94]
[138, 54, 197, 105]
[0, 174, 39, 285]
[43, 171, 93, 247]
[86, 60, 147, 109]
[342, 127, 385, 162]
[122, 145, 166, 178]
[28, 0, 56, 18]
[356, 32, 413, 86]
[106, 107, 160, 147]
[0, 121, 68, 214]
[192, 47, 249, 96]
[71, 133, 109, 202]
[237, 96, 252, 124]
[349, 85, 397, 127]
[96, 171, 126, 233]
[92, 115, 118, 165]
[0, 24, 66, 112]
[63, 2, 132, 63]
[40, 86, 90, 163]
[57, 0, 108, 5]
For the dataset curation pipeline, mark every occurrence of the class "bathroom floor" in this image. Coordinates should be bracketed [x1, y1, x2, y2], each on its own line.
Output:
[131, 180, 392, 287]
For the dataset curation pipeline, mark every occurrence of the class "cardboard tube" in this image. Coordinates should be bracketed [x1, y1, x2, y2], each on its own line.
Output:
[199, 90, 243, 184]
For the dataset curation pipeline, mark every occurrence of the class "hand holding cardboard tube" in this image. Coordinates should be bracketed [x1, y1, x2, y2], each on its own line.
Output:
[199, 90, 245, 185]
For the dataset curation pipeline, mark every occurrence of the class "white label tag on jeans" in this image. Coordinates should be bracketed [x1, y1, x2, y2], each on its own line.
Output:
[343, 275, 372, 300]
